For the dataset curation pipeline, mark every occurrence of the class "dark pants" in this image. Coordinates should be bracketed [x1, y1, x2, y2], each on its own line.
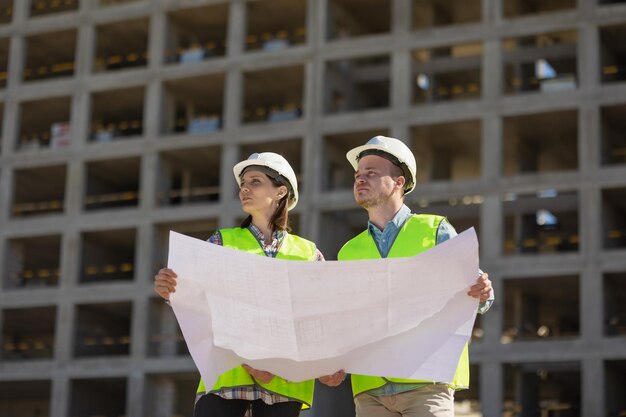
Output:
[194, 393, 302, 417]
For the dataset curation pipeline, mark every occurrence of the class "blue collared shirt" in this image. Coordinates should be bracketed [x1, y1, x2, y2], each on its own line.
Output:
[366, 204, 494, 396]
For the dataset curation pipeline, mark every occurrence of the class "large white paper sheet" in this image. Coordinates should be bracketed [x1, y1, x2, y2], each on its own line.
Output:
[168, 228, 479, 390]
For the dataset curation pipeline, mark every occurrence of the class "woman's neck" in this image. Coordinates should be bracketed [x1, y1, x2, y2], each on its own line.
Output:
[250, 214, 274, 243]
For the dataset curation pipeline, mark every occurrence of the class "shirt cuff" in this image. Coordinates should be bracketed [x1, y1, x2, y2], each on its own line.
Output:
[477, 291, 494, 315]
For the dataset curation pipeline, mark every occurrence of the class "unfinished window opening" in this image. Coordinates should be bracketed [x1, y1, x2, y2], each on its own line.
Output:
[601, 103, 626, 165]
[24, 30, 76, 82]
[3, 235, 61, 289]
[12, 165, 66, 217]
[153, 219, 218, 275]
[157, 147, 221, 207]
[165, 4, 228, 64]
[147, 298, 188, 357]
[145, 373, 197, 417]
[319, 209, 369, 260]
[69, 378, 126, 417]
[90, 86, 144, 142]
[322, 129, 389, 191]
[80, 229, 135, 284]
[0, 1, 12, 25]
[84, 157, 140, 210]
[327, 0, 390, 40]
[411, 120, 481, 182]
[503, 30, 578, 95]
[503, 0, 576, 18]
[325, 55, 390, 114]
[246, 0, 306, 52]
[471, 314, 484, 344]
[503, 362, 580, 417]
[30, 0, 78, 17]
[17, 96, 72, 151]
[604, 272, 626, 337]
[503, 110, 578, 175]
[454, 364, 481, 415]
[0, 37, 8, 88]
[1, 307, 56, 360]
[409, 196, 482, 238]
[94, 18, 149, 72]
[240, 139, 302, 193]
[74, 303, 131, 357]
[413, 0, 481, 30]
[162, 74, 224, 135]
[503, 190, 579, 255]
[412, 43, 482, 104]
[502, 275, 579, 343]
[0, 380, 50, 417]
[606, 360, 626, 417]
[600, 24, 626, 84]
[243, 65, 304, 124]
[602, 187, 626, 249]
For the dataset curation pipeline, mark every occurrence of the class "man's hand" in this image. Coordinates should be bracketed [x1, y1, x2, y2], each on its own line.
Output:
[318, 370, 346, 387]
[242, 364, 275, 384]
[467, 272, 492, 303]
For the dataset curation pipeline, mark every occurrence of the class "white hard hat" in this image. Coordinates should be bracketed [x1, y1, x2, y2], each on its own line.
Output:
[346, 135, 417, 194]
[233, 152, 299, 210]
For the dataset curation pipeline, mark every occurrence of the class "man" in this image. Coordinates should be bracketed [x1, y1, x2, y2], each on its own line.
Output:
[334, 135, 494, 417]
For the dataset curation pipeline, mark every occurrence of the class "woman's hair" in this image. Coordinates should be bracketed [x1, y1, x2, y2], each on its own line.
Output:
[240, 170, 291, 232]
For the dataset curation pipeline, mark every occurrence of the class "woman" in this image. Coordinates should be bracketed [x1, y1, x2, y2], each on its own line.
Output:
[154, 152, 344, 417]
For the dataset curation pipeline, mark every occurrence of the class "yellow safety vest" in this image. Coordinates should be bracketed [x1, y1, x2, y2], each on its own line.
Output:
[196, 227, 317, 408]
[337, 214, 470, 397]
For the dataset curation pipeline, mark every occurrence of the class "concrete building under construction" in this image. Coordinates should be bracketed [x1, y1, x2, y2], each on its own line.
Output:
[1, 0, 626, 416]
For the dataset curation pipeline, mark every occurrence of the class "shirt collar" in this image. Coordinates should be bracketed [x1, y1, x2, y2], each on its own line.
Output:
[367, 204, 412, 236]
[248, 223, 285, 245]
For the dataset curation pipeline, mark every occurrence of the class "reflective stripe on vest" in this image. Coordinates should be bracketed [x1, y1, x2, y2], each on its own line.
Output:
[196, 227, 317, 408]
[337, 214, 470, 396]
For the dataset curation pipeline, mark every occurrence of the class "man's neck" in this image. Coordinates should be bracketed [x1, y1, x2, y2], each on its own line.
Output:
[367, 199, 404, 231]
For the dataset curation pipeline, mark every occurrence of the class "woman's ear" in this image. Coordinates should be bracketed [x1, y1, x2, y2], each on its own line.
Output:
[276, 185, 288, 199]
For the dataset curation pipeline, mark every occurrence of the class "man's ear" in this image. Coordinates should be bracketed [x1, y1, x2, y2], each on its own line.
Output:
[395, 176, 406, 191]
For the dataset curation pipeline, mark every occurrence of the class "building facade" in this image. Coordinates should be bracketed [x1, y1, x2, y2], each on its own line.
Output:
[1, 0, 626, 416]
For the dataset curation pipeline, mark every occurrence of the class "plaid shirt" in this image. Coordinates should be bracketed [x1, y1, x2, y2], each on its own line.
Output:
[201, 224, 323, 406]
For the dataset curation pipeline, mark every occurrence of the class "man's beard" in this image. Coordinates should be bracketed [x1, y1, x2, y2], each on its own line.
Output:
[356, 189, 392, 209]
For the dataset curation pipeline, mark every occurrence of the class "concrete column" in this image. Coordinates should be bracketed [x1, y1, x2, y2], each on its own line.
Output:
[582, 358, 604, 417]
[0, 164, 12, 224]
[577, 21, 599, 94]
[227, 0, 246, 59]
[3, 35, 25, 154]
[391, 50, 411, 113]
[127, 371, 145, 417]
[480, 360, 503, 417]
[61, 160, 83, 285]
[219, 143, 240, 227]
[49, 374, 70, 417]
[483, 0, 502, 24]
[153, 376, 177, 417]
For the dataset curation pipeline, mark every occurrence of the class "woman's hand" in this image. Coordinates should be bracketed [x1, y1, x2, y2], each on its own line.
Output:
[318, 370, 346, 387]
[242, 364, 275, 384]
[154, 268, 177, 300]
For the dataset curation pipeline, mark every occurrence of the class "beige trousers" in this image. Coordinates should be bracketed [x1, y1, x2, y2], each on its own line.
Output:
[354, 385, 455, 417]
